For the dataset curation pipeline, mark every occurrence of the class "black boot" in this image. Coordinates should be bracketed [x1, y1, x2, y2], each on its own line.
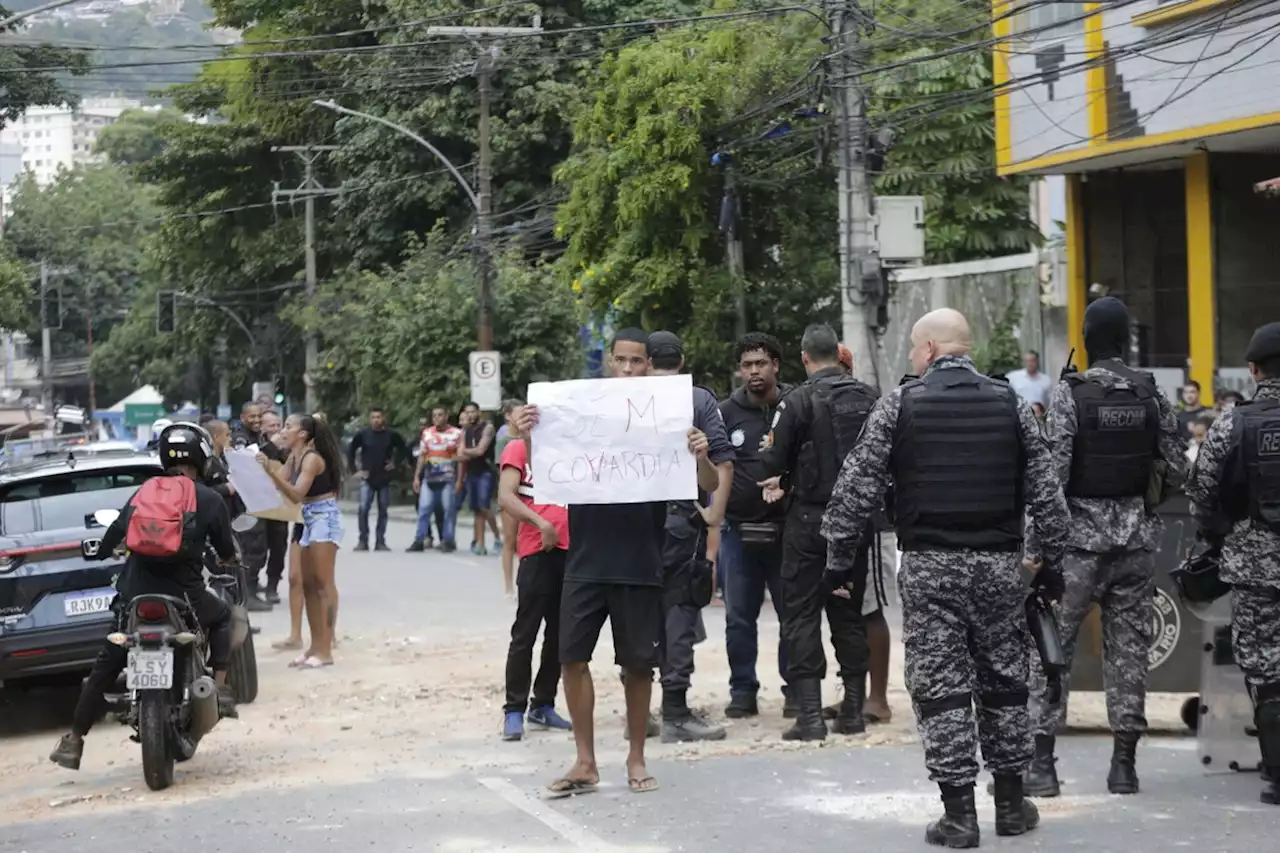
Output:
[1263, 768, 1279, 806]
[49, 733, 84, 771]
[781, 679, 827, 741]
[992, 772, 1040, 836]
[782, 685, 800, 719]
[1107, 732, 1140, 794]
[1026, 734, 1061, 797]
[925, 783, 980, 849]
[375, 539, 391, 552]
[831, 678, 867, 735]
[661, 690, 725, 743]
[354, 539, 369, 552]
[725, 693, 758, 718]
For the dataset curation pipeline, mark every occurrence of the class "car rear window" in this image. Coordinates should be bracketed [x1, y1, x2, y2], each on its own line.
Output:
[0, 466, 161, 535]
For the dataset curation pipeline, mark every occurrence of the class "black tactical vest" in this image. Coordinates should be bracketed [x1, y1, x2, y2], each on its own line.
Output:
[1238, 399, 1280, 534]
[793, 376, 879, 505]
[1065, 366, 1160, 499]
[892, 368, 1024, 551]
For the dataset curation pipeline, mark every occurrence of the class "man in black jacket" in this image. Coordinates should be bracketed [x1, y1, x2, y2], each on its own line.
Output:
[347, 406, 408, 551]
[719, 332, 794, 720]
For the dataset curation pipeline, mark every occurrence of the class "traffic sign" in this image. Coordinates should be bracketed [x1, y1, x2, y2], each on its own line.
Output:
[469, 351, 502, 411]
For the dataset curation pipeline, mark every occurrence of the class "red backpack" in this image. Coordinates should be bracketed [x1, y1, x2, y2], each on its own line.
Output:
[125, 476, 198, 558]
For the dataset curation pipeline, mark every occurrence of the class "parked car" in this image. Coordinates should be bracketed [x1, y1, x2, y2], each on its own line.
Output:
[0, 446, 162, 687]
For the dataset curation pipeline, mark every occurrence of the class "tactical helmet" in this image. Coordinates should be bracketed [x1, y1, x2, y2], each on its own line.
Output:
[158, 422, 213, 476]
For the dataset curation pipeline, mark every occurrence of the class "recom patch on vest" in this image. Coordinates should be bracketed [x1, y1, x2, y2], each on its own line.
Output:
[1097, 405, 1146, 430]
[1258, 427, 1280, 456]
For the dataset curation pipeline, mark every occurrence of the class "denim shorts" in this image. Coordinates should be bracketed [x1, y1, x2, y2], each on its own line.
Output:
[466, 470, 495, 512]
[300, 497, 344, 547]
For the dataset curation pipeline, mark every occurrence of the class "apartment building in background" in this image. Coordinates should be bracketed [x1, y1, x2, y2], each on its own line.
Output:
[994, 0, 1280, 403]
[0, 97, 143, 188]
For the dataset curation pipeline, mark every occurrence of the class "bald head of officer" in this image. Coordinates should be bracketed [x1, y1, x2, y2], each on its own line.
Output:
[909, 308, 973, 374]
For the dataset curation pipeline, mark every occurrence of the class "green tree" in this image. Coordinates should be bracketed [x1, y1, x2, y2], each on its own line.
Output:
[971, 298, 1023, 377]
[96, 108, 189, 166]
[554, 9, 838, 389]
[300, 231, 584, 426]
[3, 165, 162, 402]
[0, 243, 32, 330]
[0, 4, 90, 131]
[868, 0, 1040, 262]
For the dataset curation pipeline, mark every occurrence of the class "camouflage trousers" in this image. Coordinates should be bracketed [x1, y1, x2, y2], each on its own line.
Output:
[899, 551, 1032, 787]
[1028, 548, 1154, 737]
[1232, 585, 1280, 692]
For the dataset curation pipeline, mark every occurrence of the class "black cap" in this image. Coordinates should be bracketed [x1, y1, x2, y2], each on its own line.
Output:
[648, 330, 684, 359]
[1246, 321, 1280, 363]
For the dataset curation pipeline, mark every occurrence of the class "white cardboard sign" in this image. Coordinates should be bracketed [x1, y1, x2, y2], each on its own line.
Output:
[527, 375, 696, 505]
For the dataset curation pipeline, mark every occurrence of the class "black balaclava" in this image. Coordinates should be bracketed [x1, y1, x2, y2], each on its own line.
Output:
[1083, 297, 1130, 365]
[1245, 321, 1280, 365]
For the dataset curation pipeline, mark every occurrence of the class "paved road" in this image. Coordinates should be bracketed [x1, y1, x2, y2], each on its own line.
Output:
[4, 738, 1271, 852]
[1, 516, 1267, 852]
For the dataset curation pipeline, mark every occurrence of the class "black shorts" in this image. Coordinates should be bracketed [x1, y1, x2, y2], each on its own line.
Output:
[292, 523, 304, 544]
[559, 580, 664, 671]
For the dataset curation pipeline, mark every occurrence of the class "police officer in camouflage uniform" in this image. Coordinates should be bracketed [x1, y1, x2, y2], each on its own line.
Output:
[761, 323, 880, 741]
[822, 309, 1069, 848]
[1186, 321, 1280, 806]
[1022, 297, 1186, 798]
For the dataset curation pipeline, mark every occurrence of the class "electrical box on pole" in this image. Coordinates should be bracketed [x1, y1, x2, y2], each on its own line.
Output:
[873, 195, 926, 267]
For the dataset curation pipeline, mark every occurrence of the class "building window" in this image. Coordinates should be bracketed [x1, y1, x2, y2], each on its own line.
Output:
[1014, 2, 1085, 37]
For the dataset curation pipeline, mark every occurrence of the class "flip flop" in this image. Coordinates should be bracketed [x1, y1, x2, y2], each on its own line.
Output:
[288, 653, 310, 667]
[627, 776, 659, 794]
[299, 656, 334, 669]
[544, 778, 599, 800]
[863, 711, 893, 725]
[274, 639, 303, 651]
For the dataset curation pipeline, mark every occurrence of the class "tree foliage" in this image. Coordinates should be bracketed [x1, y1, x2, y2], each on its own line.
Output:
[971, 298, 1024, 378]
[868, 0, 1040, 263]
[301, 231, 584, 430]
[96, 108, 189, 166]
[2, 165, 163, 404]
[0, 4, 90, 132]
[555, 8, 839, 390]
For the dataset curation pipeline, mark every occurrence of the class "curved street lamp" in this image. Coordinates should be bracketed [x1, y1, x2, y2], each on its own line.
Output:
[311, 99, 478, 211]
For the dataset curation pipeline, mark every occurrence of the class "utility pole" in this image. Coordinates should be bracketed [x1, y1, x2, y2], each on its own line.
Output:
[476, 54, 495, 351]
[85, 281, 95, 416]
[828, 0, 880, 387]
[40, 261, 52, 417]
[718, 154, 747, 342]
[427, 17, 542, 352]
[271, 145, 339, 413]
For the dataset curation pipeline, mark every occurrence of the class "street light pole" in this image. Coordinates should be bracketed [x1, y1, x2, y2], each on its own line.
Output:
[312, 99, 496, 348]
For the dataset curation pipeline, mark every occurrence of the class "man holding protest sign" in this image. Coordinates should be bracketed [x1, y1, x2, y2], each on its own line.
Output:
[516, 328, 720, 799]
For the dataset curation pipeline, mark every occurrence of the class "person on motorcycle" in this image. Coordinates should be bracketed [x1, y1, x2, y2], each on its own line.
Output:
[49, 422, 241, 771]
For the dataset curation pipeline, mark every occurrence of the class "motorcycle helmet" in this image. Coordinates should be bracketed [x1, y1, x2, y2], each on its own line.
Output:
[158, 421, 213, 477]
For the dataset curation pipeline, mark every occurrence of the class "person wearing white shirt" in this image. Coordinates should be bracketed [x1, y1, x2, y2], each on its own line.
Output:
[1006, 350, 1054, 409]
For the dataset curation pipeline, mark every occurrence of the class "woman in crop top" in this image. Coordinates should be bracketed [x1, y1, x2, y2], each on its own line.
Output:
[261, 413, 344, 667]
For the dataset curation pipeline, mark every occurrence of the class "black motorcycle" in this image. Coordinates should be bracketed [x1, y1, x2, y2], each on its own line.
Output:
[83, 510, 259, 791]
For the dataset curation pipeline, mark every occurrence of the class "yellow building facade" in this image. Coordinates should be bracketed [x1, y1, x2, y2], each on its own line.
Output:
[994, 0, 1280, 402]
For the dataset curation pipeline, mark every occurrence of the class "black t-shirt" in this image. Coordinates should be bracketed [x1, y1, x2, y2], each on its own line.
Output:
[565, 502, 667, 586]
[102, 477, 236, 600]
[464, 422, 495, 476]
